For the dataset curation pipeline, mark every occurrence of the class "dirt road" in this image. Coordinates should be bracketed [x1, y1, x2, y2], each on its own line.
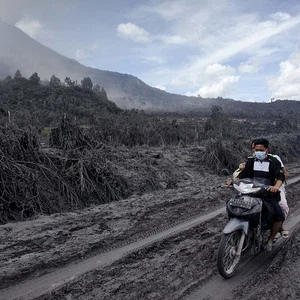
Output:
[185, 206, 300, 300]
[1, 175, 300, 300]
[0, 208, 225, 300]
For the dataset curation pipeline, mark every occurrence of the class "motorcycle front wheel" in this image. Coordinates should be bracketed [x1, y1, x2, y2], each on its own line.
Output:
[217, 230, 243, 278]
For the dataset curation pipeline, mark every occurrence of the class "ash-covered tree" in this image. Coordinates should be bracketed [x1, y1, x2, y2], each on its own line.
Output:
[81, 77, 93, 89]
[205, 105, 232, 138]
[101, 87, 108, 99]
[4, 75, 12, 82]
[29, 72, 40, 84]
[93, 83, 101, 93]
[93, 84, 108, 99]
[50, 74, 61, 87]
[65, 77, 75, 87]
[14, 69, 22, 79]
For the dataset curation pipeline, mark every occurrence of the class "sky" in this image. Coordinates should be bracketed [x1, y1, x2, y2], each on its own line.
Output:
[1, 0, 300, 102]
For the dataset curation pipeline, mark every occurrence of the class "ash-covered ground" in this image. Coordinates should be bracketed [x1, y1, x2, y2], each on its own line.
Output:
[1, 146, 300, 300]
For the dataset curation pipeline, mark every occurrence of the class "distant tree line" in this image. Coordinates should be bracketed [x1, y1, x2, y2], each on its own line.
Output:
[0, 70, 118, 127]
[5, 70, 108, 98]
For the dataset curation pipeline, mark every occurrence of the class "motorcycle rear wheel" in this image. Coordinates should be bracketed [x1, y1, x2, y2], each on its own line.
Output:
[217, 230, 243, 278]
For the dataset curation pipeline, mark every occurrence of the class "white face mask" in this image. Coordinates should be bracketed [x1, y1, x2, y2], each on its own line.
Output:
[254, 151, 266, 160]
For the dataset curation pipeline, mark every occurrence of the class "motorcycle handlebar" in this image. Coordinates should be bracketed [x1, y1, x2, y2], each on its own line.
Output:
[221, 180, 280, 194]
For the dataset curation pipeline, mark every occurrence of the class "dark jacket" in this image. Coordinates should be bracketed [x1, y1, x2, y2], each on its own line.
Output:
[237, 155, 285, 184]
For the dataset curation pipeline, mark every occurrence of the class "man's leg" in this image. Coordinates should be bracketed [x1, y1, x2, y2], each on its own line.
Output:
[279, 188, 289, 237]
[269, 221, 283, 243]
[279, 188, 289, 218]
[267, 200, 285, 250]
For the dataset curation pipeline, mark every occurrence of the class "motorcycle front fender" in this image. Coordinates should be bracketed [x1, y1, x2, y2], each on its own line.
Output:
[223, 217, 249, 234]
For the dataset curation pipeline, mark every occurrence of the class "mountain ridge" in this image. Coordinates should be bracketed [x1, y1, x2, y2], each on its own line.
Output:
[0, 20, 202, 111]
[0, 20, 300, 113]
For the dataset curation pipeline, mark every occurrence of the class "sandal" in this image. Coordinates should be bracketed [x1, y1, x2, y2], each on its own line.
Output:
[266, 241, 273, 252]
[281, 230, 289, 239]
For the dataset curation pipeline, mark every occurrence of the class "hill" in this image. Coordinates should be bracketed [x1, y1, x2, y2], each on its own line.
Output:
[0, 77, 120, 127]
[0, 20, 202, 111]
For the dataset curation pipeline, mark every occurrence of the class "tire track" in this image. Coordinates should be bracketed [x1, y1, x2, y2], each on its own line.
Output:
[184, 188, 300, 300]
[1, 176, 300, 300]
[0, 208, 225, 300]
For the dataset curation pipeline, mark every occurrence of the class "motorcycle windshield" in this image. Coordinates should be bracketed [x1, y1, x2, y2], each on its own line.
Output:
[233, 179, 266, 194]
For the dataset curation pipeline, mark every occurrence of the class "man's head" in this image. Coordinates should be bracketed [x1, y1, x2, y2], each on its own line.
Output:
[253, 138, 269, 160]
[253, 138, 269, 151]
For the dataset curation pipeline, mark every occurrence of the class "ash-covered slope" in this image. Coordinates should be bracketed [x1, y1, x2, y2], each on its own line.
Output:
[0, 20, 209, 111]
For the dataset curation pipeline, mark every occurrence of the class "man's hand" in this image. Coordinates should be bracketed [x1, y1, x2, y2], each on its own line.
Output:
[226, 179, 232, 186]
[267, 186, 279, 193]
[226, 177, 240, 186]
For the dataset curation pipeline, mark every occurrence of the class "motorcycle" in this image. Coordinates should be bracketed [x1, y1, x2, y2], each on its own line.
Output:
[217, 178, 276, 278]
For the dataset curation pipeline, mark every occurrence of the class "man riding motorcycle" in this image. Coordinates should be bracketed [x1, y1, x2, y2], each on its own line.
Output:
[232, 139, 289, 238]
[227, 138, 285, 251]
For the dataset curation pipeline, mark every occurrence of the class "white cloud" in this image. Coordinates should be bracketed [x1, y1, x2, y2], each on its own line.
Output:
[145, 56, 165, 64]
[154, 85, 166, 91]
[268, 51, 300, 100]
[204, 63, 236, 76]
[187, 63, 240, 97]
[186, 14, 300, 75]
[196, 76, 240, 98]
[138, 1, 300, 95]
[157, 34, 186, 44]
[242, 98, 258, 102]
[15, 18, 42, 38]
[256, 47, 280, 56]
[127, 1, 300, 100]
[170, 78, 191, 87]
[117, 22, 151, 43]
[145, 1, 189, 21]
[75, 49, 88, 59]
[238, 62, 259, 73]
[90, 43, 98, 50]
[237, 47, 280, 74]
[117, 22, 186, 45]
[271, 12, 291, 21]
[75, 44, 98, 61]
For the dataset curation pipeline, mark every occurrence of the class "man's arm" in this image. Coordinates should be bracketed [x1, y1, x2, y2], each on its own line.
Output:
[267, 158, 285, 193]
[268, 179, 282, 193]
[273, 158, 285, 182]
[272, 154, 288, 179]
[226, 160, 250, 186]
[282, 167, 288, 179]
[236, 160, 250, 179]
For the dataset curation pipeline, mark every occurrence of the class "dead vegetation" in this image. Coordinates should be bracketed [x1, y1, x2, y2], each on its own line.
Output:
[198, 138, 248, 173]
[0, 118, 182, 224]
[1, 105, 300, 224]
[0, 120, 129, 223]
